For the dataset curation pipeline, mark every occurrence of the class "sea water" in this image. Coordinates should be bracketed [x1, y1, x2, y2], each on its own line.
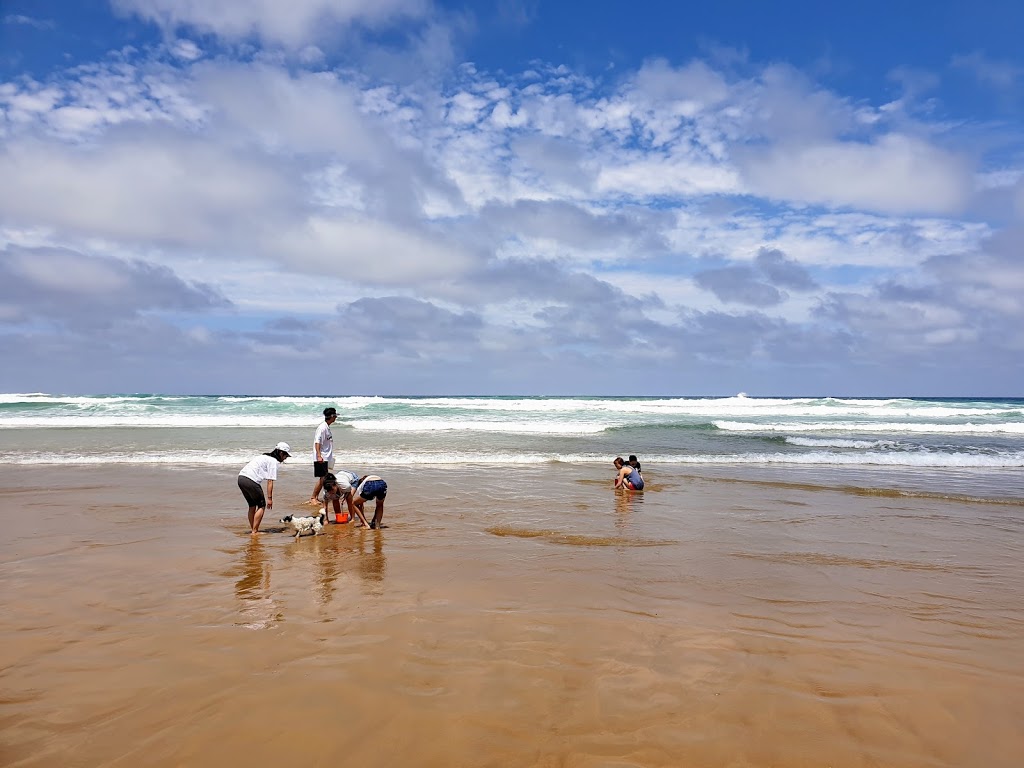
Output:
[0, 393, 1021, 500]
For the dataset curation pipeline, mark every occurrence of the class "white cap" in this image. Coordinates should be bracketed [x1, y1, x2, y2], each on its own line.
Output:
[275, 442, 291, 454]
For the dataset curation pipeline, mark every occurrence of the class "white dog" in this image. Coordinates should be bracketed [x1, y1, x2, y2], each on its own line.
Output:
[279, 512, 326, 539]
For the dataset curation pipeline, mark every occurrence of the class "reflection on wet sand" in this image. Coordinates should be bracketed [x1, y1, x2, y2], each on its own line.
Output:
[613, 485, 643, 523]
[233, 536, 280, 629]
[276, 525, 390, 605]
[313, 527, 387, 601]
[356, 530, 387, 586]
[614, 490, 634, 533]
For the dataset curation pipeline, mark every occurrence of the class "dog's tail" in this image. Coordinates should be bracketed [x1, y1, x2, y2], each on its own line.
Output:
[279, 515, 293, 523]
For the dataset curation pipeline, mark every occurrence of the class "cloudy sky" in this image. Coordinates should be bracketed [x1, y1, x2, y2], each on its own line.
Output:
[1, 1, 1022, 396]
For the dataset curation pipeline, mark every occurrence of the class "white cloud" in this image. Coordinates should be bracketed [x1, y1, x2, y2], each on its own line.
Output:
[273, 214, 479, 283]
[951, 51, 1023, 91]
[170, 39, 202, 61]
[194, 63, 380, 157]
[629, 59, 731, 109]
[596, 155, 740, 198]
[2, 32, 1022, 393]
[3, 14, 54, 30]
[111, 0, 430, 48]
[739, 134, 973, 215]
[0, 133, 300, 247]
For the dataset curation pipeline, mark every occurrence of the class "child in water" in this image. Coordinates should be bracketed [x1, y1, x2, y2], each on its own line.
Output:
[320, 473, 350, 524]
[613, 456, 644, 490]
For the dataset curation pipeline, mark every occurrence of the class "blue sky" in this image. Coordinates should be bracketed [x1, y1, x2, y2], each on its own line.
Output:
[1, 1, 1022, 395]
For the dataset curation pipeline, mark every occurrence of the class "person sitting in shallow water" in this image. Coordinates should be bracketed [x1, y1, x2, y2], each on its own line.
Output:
[613, 456, 644, 491]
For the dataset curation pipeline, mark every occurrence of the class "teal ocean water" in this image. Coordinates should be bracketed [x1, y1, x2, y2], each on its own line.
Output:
[1, 393, 1022, 500]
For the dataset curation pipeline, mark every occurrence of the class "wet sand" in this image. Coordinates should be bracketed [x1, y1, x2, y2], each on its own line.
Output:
[1, 464, 1022, 767]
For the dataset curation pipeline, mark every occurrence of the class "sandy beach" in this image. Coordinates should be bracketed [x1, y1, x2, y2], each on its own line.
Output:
[1, 461, 1021, 767]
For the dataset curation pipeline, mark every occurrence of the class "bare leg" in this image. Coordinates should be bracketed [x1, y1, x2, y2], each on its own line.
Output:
[247, 506, 257, 531]
[251, 506, 265, 535]
[309, 477, 324, 504]
[371, 498, 384, 528]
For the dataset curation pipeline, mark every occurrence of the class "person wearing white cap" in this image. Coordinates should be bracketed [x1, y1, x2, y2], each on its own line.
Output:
[237, 442, 291, 535]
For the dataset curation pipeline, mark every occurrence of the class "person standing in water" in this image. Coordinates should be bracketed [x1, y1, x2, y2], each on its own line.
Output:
[238, 442, 291, 534]
[613, 456, 644, 491]
[309, 407, 338, 504]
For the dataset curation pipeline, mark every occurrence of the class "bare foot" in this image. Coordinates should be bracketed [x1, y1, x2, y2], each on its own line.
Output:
[306, 498, 321, 505]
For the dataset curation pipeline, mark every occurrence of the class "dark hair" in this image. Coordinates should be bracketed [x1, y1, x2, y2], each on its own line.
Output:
[322, 472, 337, 489]
[324, 407, 337, 418]
[628, 455, 641, 471]
[613, 456, 624, 466]
[265, 448, 288, 461]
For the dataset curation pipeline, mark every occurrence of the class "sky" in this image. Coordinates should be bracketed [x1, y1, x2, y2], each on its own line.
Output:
[1, 1, 1022, 396]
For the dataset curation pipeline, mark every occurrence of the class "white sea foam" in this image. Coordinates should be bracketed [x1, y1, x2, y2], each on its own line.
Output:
[0, 395, 1020, 427]
[216, 395, 387, 408]
[334, 396, 1016, 419]
[0, 415, 616, 433]
[347, 419, 610, 434]
[786, 437, 900, 449]
[6, 449, 1022, 468]
[4, 451, 590, 466]
[716, 421, 1024, 435]
[668, 451, 1024, 468]
[0, 394, 148, 405]
[0, 415, 320, 428]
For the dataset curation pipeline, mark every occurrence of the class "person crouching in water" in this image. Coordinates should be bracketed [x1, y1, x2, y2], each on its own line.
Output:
[237, 442, 291, 534]
[320, 472, 350, 524]
[344, 475, 391, 528]
[322, 470, 387, 529]
[613, 456, 644, 491]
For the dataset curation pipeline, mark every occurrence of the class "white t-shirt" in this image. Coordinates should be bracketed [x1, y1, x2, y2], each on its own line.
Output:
[239, 455, 279, 483]
[313, 421, 334, 462]
[334, 470, 358, 492]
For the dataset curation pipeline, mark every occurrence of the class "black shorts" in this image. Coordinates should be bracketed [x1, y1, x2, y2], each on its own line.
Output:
[238, 475, 266, 508]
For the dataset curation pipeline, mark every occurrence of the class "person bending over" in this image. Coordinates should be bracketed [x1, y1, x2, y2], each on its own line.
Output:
[348, 474, 388, 529]
[237, 442, 291, 534]
[319, 473, 344, 523]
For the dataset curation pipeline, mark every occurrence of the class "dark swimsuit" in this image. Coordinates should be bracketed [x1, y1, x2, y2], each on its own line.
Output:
[622, 467, 644, 490]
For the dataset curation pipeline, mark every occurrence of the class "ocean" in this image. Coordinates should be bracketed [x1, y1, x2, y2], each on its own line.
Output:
[2, 393, 1022, 500]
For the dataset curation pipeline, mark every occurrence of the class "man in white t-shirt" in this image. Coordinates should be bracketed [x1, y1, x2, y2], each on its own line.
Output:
[309, 407, 338, 504]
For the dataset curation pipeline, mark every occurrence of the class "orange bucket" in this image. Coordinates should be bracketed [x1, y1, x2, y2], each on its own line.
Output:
[336, 510, 350, 524]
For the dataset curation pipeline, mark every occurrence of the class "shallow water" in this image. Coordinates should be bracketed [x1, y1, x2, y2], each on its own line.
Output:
[1, 463, 1022, 767]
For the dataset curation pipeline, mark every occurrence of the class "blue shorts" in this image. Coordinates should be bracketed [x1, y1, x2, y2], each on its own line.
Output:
[357, 478, 387, 501]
